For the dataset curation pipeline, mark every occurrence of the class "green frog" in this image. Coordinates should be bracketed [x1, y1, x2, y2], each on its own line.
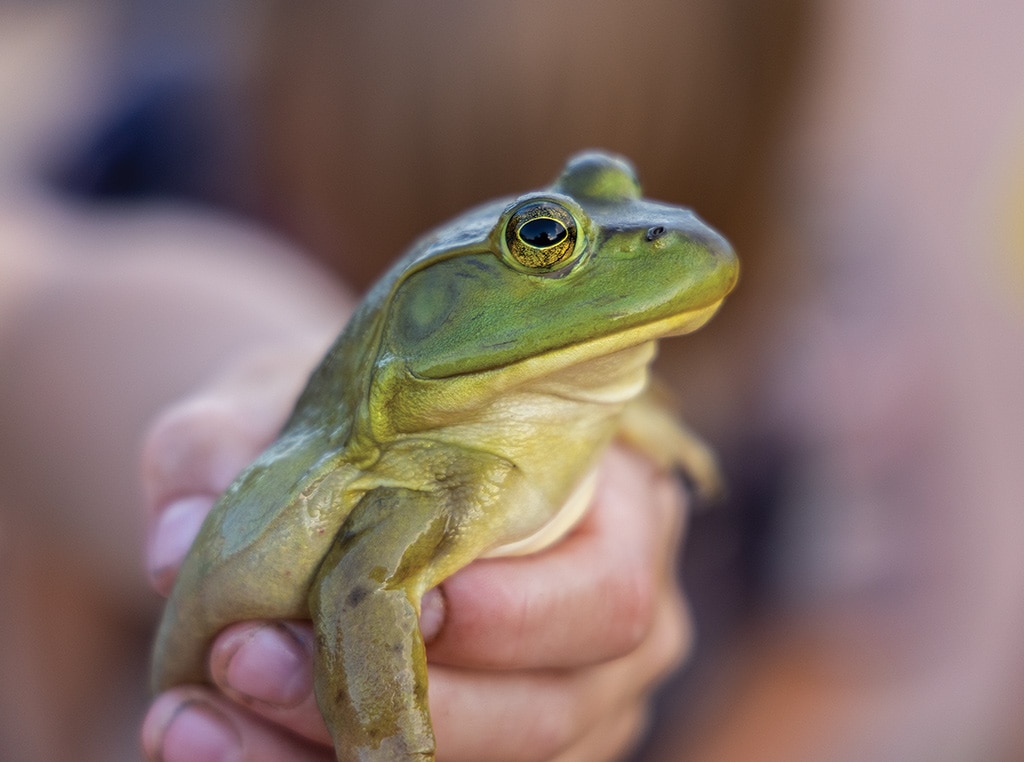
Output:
[151, 151, 738, 760]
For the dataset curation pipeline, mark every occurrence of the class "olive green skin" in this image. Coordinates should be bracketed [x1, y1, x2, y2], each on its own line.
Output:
[150, 152, 738, 761]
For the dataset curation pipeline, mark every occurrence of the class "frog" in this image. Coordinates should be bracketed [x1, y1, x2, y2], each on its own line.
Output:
[150, 151, 738, 761]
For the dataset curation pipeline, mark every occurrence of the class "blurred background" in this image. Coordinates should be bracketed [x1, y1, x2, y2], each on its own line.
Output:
[1, 1, 1023, 759]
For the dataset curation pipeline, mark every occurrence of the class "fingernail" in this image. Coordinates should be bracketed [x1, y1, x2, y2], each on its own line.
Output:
[222, 623, 310, 708]
[420, 587, 446, 642]
[147, 496, 214, 593]
[145, 697, 241, 762]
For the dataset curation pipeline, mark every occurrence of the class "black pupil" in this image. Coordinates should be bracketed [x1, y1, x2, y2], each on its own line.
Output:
[520, 217, 567, 248]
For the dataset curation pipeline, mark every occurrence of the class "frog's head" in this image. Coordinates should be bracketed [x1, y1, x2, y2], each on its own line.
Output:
[378, 151, 738, 386]
[334, 151, 742, 440]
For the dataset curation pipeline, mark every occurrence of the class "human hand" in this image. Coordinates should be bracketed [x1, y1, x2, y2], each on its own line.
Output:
[139, 344, 692, 762]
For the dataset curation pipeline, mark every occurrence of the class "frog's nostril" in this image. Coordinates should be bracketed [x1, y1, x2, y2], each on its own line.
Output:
[645, 226, 666, 242]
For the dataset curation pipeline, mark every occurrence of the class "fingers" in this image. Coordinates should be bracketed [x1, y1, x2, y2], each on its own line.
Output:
[141, 347, 320, 595]
[141, 687, 334, 762]
[141, 346, 314, 512]
[427, 443, 687, 669]
[146, 494, 216, 596]
[430, 589, 690, 762]
[208, 621, 333, 747]
[141, 395, 271, 511]
[186, 582, 689, 760]
[141, 395, 272, 595]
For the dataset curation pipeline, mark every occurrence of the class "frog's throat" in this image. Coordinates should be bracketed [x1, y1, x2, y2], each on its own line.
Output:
[481, 467, 599, 558]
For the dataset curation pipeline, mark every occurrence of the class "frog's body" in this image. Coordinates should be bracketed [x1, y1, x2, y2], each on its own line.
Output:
[151, 152, 738, 760]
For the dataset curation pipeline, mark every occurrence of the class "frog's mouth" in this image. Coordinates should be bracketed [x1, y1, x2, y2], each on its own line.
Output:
[529, 298, 726, 372]
[429, 296, 727, 387]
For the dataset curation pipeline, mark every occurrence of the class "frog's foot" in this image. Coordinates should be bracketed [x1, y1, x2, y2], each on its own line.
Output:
[618, 389, 723, 503]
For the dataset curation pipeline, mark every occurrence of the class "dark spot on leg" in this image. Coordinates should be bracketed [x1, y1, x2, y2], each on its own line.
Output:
[346, 586, 369, 608]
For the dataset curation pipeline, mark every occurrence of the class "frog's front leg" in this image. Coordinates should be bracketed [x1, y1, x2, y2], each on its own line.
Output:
[309, 486, 447, 761]
[308, 443, 543, 761]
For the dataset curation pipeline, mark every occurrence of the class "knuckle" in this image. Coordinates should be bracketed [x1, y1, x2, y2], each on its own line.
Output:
[602, 565, 657, 657]
[141, 399, 208, 475]
[141, 396, 251, 505]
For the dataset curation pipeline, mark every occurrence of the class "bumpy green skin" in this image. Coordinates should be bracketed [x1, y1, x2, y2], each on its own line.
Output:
[150, 152, 738, 761]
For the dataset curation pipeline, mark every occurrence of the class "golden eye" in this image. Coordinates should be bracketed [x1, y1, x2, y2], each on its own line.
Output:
[504, 202, 579, 269]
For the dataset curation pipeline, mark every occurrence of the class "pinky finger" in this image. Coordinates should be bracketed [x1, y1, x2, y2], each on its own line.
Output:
[142, 687, 335, 762]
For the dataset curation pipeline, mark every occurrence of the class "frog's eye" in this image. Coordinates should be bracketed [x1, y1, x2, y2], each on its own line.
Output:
[503, 201, 581, 270]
